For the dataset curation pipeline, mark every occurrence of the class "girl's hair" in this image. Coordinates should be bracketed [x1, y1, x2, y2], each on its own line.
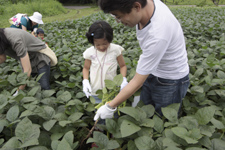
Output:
[99, 0, 147, 14]
[86, 20, 113, 45]
[0, 28, 10, 55]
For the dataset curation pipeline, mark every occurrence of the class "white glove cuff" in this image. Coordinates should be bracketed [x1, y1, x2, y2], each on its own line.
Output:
[106, 103, 117, 111]
[82, 79, 89, 84]
[123, 77, 127, 82]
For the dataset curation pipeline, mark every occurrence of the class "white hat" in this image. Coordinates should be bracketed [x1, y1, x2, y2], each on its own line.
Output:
[29, 12, 44, 24]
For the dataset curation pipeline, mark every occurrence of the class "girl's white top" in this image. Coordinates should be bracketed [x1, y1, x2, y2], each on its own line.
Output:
[136, 0, 189, 79]
[83, 43, 124, 94]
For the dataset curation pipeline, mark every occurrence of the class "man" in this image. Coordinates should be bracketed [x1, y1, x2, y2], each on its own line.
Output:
[0, 28, 57, 92]
[94, 0, 190, 120]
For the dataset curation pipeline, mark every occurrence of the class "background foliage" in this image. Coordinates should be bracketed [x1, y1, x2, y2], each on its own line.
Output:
[0, 3, 225, 150]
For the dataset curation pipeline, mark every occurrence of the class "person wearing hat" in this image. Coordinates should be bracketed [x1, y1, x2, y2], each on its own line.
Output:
[10, 12, 44, 32]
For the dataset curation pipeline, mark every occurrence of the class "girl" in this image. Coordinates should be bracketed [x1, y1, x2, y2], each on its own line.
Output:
[82, 20, 128, 103]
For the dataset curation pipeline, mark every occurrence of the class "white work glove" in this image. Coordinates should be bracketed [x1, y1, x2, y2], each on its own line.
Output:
[13, 90, 19, 96]
[82, 79, 92, 98]
[120, 77, 128, 90]
[94, 103, 117, 121]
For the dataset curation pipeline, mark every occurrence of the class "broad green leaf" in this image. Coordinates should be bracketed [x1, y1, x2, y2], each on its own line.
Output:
[75, 92, 84, 98]
[43, 120, 57, 131]
[215, 90, 225, 98]
[199, 136, 211, 149]
[57, 91, 72, 102]
[119, 107, 147, 122]
[134, 136, 155, 150]
[6, 105, 19, 122]
[0, 94, 8, 110]
[42, 90, 56, 97]
[28, 86, 40, 96]
[105, 79, 116, 89]
[161, 107, 178, 123]
[120, 120, 141, 137]
[171, 127, 201, 144]
[15, 117, 40, 144]
[140, 119, 154, 128]
[199, 125, 215, 137]
[59, 121, 72, 127]
[0, 120, 8, 133]
[190, 86, 204, 93]
[217, 70, 225, 79]
[7, 73, 17, 85]
[107, 140, 120, 149]
[195, 106, 216, 125]
[2, 137, 21, 149]
[105, 119, 118, 134]
[19, 138, 39, 148]
[153, 115, 164, 133]
[56, 139, 72, 150]
[36, 72, 45, 82]
[164, 146, 182, 150]
[211, 138, 225, 150]
[51, 133, 64, 141]
[210, 118, 225, 129]
[68, 112, 83, 122]
[62, 131, 74, 147]
[141, 104, 155, 118]
[194, 68, 204, 78]
[28, 146, 49, 150]
[113, 74, 123, 86]
[19, 110, 34, 118]
[127, 140, 138, 150]
[179, 116, 198, 130]
[163, 138, 180, 147]
[44, 106, 55, 120]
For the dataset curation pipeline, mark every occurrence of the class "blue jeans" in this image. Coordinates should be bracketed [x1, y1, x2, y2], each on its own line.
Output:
[140, 74, 190, 116]
[32, 64, 51, 90]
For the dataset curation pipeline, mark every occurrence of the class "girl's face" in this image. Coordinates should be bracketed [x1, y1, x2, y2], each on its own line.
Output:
[94, 38, 110, 52]
[37, 33, 44, 39]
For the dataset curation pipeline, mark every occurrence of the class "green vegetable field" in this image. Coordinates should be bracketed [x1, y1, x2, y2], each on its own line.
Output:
[0, 6, 225, 150]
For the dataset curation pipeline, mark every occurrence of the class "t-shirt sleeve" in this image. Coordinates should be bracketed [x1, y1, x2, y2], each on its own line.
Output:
[20, 17, 28, 28]
[11, 38, 27, 58]
[136, 39, 169, 75]
[83, 48, 91, 60]
[115, 45, 124, 57]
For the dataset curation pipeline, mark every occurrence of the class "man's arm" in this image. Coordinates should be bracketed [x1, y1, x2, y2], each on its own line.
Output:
[19, 52, 32, 90]
[109, 72, 149, 108]
[0, 54, 6, 64]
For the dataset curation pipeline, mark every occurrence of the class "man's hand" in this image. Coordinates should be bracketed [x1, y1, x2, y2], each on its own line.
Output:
[82, 79, 92, 98]
[94, 103, 117, 121]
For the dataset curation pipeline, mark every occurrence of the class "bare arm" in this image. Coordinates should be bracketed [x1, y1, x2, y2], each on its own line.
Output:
[21, 25, 27, 31]
[109, 72, 149, 108]
[0, 54, 6, 64]
[19, 52, 32, 90]
[117, 54, 127, 77]
[82, 59, 91, 80]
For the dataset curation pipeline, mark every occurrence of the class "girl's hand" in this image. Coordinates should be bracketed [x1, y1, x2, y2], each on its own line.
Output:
[82, 79, 92, 98]
[120, 77, 128, 90]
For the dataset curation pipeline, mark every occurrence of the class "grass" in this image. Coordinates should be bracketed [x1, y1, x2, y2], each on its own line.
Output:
[42, 7, 100, 23]
[0, 6, 100, 28]
[164, 0, 225, 5]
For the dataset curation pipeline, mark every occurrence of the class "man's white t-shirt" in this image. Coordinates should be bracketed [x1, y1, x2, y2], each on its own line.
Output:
[136, 0, 189, 79]
[83, 43, 124, 94]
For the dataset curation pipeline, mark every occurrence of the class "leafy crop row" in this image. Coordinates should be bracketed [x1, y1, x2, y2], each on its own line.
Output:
[0, 7, 225, 150]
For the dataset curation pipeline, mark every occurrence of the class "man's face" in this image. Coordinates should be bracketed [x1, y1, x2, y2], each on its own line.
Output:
[111, 8, 140, 27]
